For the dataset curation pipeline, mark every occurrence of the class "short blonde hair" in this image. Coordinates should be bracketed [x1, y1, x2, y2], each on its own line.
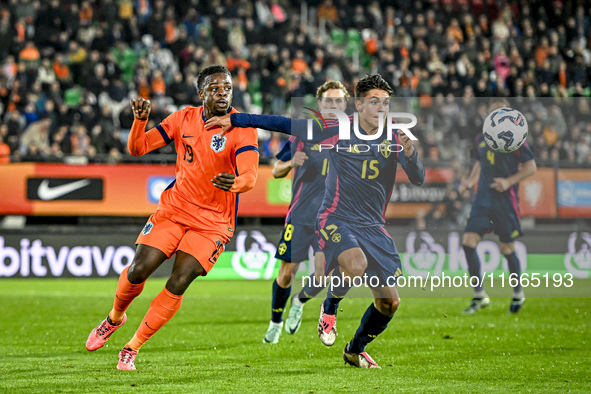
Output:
[316, 81, 350, 99]
[490, 98, 510, 107]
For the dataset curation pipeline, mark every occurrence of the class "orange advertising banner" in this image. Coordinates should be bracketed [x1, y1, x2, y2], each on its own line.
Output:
[518, 168, 557, 218]
[0, 163, 286, 217]
[1, 163, 587, 219]
[0, 163, 451, 219]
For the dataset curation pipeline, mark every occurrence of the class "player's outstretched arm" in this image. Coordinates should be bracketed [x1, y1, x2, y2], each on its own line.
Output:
[205, 113, 325, 141]
[491, 159, 537, 192]
[398, 132, 425, 186]
[127, 98, 168, 156]
[459, 162, 481, 193]
[206, 113, 296, 136]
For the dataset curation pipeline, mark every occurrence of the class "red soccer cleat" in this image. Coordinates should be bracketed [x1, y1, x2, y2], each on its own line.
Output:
[318, 303, 338, 346]
[117, 348, 138, 371]
[343, 343, 381, 369]
[86, 314, 127, 351]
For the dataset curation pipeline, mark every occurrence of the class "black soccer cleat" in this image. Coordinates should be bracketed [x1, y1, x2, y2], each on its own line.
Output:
[508, 297, 525, 314]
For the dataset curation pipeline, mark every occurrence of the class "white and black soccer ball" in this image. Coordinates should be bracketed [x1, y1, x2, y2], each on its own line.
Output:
[482, 108, 528, 153]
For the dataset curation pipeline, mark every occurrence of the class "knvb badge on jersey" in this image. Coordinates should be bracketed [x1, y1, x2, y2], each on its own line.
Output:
[211, 134, 227, 153]
[27, 178, 104, 201]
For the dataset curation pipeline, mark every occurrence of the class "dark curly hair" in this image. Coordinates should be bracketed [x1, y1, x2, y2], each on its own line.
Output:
[196, 65, 231, 90]
[354, 74, 393, 98]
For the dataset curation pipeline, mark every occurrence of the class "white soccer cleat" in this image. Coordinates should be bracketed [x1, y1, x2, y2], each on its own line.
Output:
[263, 321, 283, 344]
[343, 343, 381, 369]
[463, 297, 491, 315]
[285, 297, 304, 335]
[318, 303, 337, 346]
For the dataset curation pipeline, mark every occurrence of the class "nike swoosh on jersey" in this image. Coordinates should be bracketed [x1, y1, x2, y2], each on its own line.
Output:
[37, 179, 91, 201]
[182, 134, 194, 138]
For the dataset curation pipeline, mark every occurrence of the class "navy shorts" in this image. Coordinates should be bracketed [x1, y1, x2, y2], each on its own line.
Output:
[465, 203, 523, 243]
[317, 219, 403, 287]
[275, 220, 321, 263]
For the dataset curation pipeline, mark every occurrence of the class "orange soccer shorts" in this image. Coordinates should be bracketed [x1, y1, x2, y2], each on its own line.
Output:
[136, 210, 227, 274]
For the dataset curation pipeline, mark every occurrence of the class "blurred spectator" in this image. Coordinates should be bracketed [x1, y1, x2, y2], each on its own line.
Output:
[70, 125, 95, 157]
[318, 0, 338, 24]
[52, 54, 71, 87]
[0, 0, 587, 167]
[263, 133, 283, 159]
[93, 108, 123, 156]
[0, 125, 10, 163]
[20, 117, 52, 159]
[50, 125, 71, 158]
[19, 41, 41, 70]
[416, 188, 471, 231]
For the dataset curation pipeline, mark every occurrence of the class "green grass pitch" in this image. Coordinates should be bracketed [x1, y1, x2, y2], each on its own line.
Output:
[0, 279, 589, 393]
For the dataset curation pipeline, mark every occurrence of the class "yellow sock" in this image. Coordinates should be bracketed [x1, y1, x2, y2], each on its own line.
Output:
[126, 334, 145, 352]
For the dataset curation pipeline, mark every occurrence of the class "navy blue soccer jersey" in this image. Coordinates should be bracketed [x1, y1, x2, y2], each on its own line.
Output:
[232, 113, 425, 227]
[474, 134, 535, 212]
[316, 116, 424, 227]
[281, 136, 331, 226]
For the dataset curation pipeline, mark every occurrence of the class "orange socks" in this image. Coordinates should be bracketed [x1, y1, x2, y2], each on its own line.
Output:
[108, 269, 183, 352]
[109, 266, 145, 324]
[126, 288, 183, 351]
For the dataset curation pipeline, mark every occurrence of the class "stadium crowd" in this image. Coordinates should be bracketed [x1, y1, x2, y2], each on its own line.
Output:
[0, 0, 590, 166]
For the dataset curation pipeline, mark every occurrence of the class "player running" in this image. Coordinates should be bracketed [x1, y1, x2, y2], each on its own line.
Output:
[459, 98, 537, 314]
[206, 74, 425, 369]
[85, 65, 259, 370]
[264, 81, 349, 344]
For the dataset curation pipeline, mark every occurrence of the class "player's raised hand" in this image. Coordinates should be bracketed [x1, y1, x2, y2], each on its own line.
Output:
[399, 133, 415, 156]
[292, 151, 309, 167]
[131, 98, 151, 120]
[212, 172, 235, 191]
[491, 177, 511, 192]
[205, 114, 232, 136]
[458, 179, 470, 194]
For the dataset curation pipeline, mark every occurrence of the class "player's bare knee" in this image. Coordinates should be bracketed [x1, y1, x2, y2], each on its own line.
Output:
[338, 249, 367, 277]
[499, 242, 515, 255]
[168, 263, 203, 293]
[277, 270, 293, 287]
[186, 262, 205, 279]
[277, 262, 293, 287]
[346, 259, 367, 278]
[375, 298, 399, 317]
[127, 260, 149, 284]
[462, 233, 480, 249]
[128, 245, 167, 283]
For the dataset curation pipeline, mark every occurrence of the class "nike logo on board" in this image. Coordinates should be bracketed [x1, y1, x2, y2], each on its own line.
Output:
[37, 179, 91, 201]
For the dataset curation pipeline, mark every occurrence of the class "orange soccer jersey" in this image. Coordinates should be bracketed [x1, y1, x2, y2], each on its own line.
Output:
[128, 106, 259, 242]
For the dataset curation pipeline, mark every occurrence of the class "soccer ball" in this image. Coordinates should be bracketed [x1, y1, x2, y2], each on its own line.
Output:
[482, 108, 528, 153]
